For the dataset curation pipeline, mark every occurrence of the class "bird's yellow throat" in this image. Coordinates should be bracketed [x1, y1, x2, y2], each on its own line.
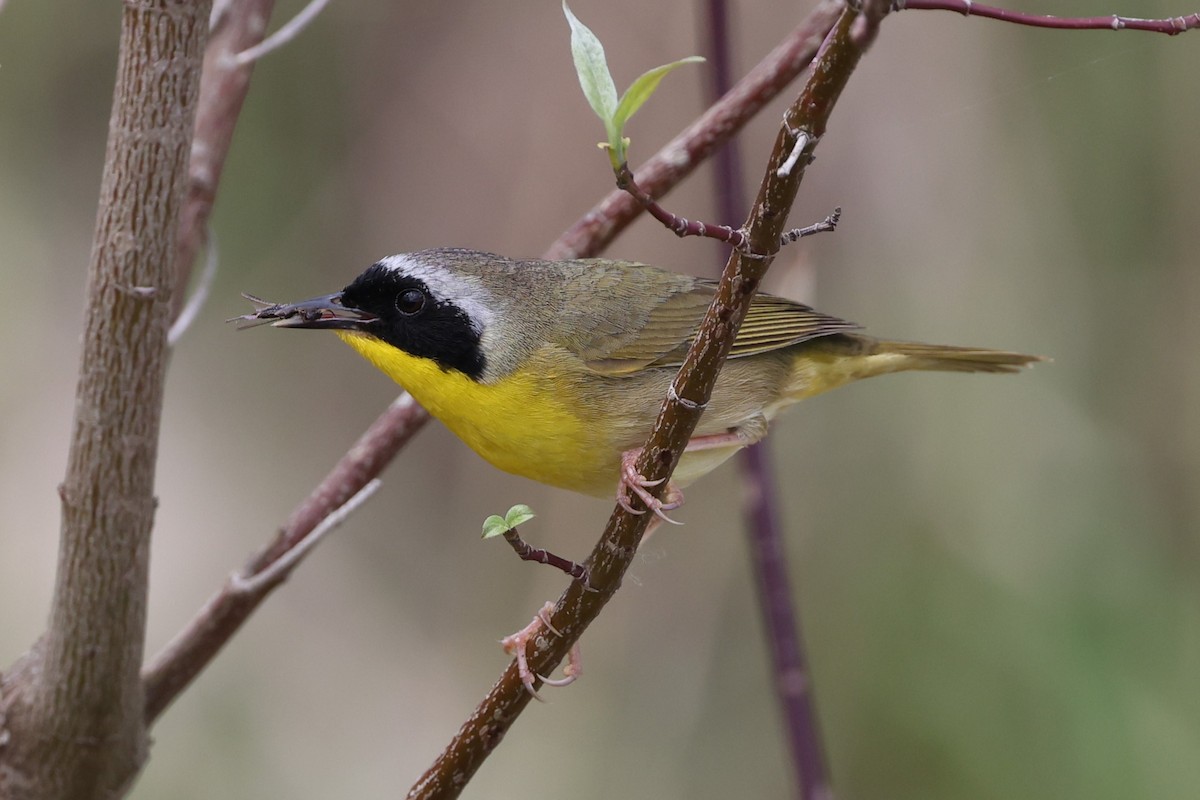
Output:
[335, 331, 608, 494]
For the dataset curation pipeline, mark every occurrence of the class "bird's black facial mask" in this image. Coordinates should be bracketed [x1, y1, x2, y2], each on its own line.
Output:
[339, 263, 487, 381]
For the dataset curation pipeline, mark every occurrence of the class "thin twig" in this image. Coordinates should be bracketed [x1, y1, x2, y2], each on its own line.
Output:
[247, 393, 426, 572]
[407, 3, 882, 796]
[705, 1, 833, 797]
[782, 207, 841, 243]
[615, 161, 753, 249]
[895, 0, 1200, 35]
[171, 0, 277, 324]
[740, 443, 832, 799]
[229, 479, 381, 594]
[232, 0, 332, 65]
[617, 163, 840, 251]
[500, 528, 590, 585]
[168, 225, 218, 346]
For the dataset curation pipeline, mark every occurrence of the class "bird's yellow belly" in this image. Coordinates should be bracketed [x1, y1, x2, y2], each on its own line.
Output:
[338, 333, 614, 494]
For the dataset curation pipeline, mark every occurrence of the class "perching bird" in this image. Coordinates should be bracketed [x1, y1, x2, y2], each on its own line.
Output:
[236, 247, 1042, 695]
[236, 248, 1041, 517]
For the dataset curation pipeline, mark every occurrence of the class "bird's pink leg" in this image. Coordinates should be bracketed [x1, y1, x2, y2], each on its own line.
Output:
[501, 601, 582, 700]
[617, 419, 767, 524]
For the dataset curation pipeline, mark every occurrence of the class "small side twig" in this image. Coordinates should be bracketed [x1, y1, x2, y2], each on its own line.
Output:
[231, 0, 332, 65]
[171, 0, 278, 324]
[228, 479, 381, 595]
[616, 162, 755, 250]
[895, 0, 1200, 35]
[501, 528, 590, 586]
[617, 162, 841, 253]
[168, 225, 218, 346]
[782, 206, 841, 244]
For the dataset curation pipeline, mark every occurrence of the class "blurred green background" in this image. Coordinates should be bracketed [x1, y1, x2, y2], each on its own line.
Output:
[2, 1, 1198, 797]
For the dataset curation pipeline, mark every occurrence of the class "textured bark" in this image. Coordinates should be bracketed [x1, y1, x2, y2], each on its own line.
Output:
[0, 2, 210, 797]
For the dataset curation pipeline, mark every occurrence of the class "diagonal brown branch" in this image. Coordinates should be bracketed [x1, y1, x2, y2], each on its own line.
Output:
[139, 5, 846, 722]
[407, 2, 889, 796]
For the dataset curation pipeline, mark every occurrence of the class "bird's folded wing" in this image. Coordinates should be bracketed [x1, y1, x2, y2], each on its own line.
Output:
[579, 279, 860, 376]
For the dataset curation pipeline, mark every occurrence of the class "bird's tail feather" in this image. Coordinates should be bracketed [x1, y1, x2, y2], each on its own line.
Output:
[869, 339, 1045, 374]
[783, 334, 1045, 402]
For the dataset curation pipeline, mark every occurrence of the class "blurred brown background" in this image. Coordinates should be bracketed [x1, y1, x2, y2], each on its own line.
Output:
[2, 1, 1198, 797]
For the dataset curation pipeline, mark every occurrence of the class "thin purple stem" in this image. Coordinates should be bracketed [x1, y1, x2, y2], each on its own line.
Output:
[615, 163, 751, 249]
[740, 443, 831, 799]
[502, 528, 590, 586]
[705, 1, 832, 798]
[896, 0, 1200, 35]
[617, 163, 839, 253]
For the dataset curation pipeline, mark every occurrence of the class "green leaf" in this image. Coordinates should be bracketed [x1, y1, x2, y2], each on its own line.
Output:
[563, 3, 703, 170]
[563, 2, 618, 134]
[481, 515, 510, 539]
[504, 504, 536, 528]
[481, 505, 536, 539]
[613, 56, 705, 134]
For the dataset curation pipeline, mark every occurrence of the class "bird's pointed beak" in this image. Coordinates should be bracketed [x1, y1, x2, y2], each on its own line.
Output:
[230, 292, 378, 331]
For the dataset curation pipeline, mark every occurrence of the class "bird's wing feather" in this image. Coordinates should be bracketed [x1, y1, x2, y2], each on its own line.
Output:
[578, 278, 861, 376]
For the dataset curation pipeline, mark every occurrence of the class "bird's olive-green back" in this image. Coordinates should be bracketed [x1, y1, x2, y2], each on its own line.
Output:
[417, 249, 860, 379]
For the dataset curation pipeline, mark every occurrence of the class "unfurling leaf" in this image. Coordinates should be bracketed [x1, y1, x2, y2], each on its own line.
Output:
[614, 56, 706, 134]
[481, 504, 536, 539]
[481, 515, 510, 540]
[563, 3, 703, 170]
[503, 504, 536, 529]
[563, 2, 618, 137]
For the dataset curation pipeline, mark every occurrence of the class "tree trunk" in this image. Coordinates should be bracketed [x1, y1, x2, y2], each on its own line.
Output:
[0, 2, 210, 797]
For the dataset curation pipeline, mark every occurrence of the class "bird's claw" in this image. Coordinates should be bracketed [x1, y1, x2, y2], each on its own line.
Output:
[501, 602, 582, 700]
[617, 450, 685, 525]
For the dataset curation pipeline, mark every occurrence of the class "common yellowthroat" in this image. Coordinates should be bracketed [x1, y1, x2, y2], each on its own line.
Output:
[238, 248, 1041, 510]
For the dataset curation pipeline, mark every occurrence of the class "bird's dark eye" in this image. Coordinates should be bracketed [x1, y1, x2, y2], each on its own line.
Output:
[396, 288, 426, 316]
